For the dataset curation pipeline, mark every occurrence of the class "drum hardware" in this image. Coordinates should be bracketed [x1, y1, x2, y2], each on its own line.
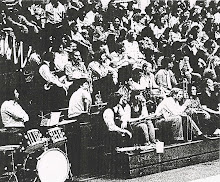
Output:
[0, 145, 21, 182]
[47, 127, 67, 148]
[24, 129, 49, 154]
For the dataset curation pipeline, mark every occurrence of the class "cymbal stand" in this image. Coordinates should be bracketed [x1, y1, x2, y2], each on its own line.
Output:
[7, 150, 19, 182]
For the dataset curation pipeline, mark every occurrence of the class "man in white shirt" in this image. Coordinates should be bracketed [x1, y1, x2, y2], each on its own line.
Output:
[155, 88, 205, 143]
[68, 78, 92, 119]
[44, 0, 66, 42]
[66, 78, 92, 176]
[1, 88, 29, 128]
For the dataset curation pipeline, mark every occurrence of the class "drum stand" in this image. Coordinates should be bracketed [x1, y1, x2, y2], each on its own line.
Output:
[64, 142, 74, 181]
[8, 150, 19, 182]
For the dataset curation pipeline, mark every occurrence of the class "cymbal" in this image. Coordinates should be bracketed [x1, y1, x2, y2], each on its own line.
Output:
[0, 145, 20, 151]
[58, 119, 77, 126]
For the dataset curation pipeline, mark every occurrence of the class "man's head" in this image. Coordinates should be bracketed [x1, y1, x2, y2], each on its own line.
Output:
[142, 62, 152, 74]
[71, 50, 82, 63]
[75, 78, 89, 91]
[161, 57, 173, 69]
[119, 94, 129, 107]
[169, 88, 183, 101]
[6, 86, 21, 102]
[50, 0, 58, 7]
[205, 78, 214, 92]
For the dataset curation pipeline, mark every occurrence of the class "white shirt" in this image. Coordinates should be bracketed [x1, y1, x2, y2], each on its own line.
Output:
[45, 2, 65, 24]
[140, 73, 159, 89]
[103, 108, 122, 132]
[39, 63, 63, 87]
[1, 100, 29, 127]
[68, 88, 92, 118]
[155, 97, 186, 118]
[54, 52, 69, 72]
[117, 104, 131, 123]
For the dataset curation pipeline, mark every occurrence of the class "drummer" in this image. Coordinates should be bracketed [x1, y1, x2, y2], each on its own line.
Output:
[0, 86, 29, 146]
[0, 86, 28, 173]
[1, 86, 29, 129]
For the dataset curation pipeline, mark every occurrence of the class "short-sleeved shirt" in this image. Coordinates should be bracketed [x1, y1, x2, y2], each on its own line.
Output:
[68, 88, 92, 118]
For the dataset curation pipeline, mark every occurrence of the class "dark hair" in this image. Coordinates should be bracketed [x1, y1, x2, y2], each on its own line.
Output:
[169, 88, 182, 97]
[129, 90, 141, 105]
[161, 57, 172, 69]
[188, 84, 197, 97]
[42, 52, 54, 62]
[5, 85, 21, 101]
[106, 93, 121, 108]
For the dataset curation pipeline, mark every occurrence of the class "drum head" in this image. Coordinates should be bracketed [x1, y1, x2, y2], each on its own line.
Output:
[37, 149, 69, 182]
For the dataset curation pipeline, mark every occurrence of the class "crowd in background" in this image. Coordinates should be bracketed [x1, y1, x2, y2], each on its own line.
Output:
[0, 0, 220, 136]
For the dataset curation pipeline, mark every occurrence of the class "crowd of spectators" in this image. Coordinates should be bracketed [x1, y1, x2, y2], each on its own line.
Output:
[0, 0, 220, 136]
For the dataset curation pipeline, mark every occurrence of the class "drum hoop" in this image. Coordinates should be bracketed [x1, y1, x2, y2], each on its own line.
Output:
[48, 127, 62, 131]
[36, 148, 70, 181]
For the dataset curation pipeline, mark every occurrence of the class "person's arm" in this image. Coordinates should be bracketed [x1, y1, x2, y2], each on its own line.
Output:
[88, 62, 105, 77]
[8, 16, 28, 33]
[39, 64, 63, 87]
[4, 103, 29, 122]
[169, 70, 178, 86]
[82, 90, 92, 112]
[202, 105, 220, 114]
[151, 74, 160, 88]
[103, 109, 132, 138]
[65, 63, 79, 81]
[18, 15, 39, 33]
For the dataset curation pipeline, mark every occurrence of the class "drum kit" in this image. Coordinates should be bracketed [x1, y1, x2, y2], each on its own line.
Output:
[0, 124, 74, 182]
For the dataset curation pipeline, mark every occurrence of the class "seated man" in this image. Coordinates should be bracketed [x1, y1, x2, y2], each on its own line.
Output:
[199, 78, 220, 135]
[155, 88, 206, 143]
[88, 52, 118, 102]
[0, 86, 28, 172]
[129, 91, 157, 147]
[66, 78, 92, 176]
[65, 50, 89, 81]
[103, 93, 132, 152]
[155, 57, 178, 92]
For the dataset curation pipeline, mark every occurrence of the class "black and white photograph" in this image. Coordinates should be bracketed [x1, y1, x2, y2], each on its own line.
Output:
[0, 0, 219, 181]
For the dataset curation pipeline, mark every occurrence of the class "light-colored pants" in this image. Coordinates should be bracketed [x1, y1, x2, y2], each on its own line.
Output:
[166, 115, 184, 141]
[137, 120, 156, 143]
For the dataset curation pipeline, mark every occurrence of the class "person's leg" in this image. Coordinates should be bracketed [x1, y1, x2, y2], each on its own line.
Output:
[170, 116, 184, 141]
[187, 115, 203, 135]
[137, 123, 150, 145]
[146, 120, 157, 143]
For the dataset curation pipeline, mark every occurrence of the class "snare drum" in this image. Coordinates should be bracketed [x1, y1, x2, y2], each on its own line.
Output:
[47, 127, 67, 148]
[24, 129, 48, 154]
[37, 148, 70, 182]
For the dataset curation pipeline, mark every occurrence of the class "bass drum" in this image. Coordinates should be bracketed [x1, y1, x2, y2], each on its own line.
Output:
[37, 148, 70, 182]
